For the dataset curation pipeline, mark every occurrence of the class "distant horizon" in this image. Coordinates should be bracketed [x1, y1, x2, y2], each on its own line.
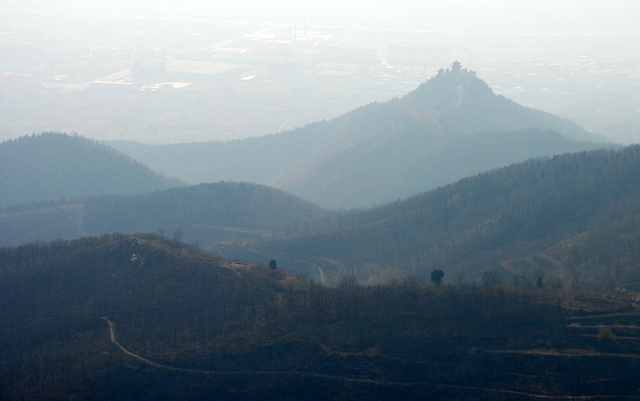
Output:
[1, 1, 638, 144]
[3, 1, 639, 34]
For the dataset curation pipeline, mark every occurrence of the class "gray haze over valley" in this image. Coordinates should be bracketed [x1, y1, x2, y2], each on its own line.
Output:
[7, 3, 640, 399]
[1, 0, 639, 144]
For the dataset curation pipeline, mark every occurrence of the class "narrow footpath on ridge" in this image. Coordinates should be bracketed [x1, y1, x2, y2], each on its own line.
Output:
[100, 317, 634, 399]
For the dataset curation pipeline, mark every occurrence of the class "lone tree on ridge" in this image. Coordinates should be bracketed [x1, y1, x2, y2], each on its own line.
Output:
[431, 269, 444, 285]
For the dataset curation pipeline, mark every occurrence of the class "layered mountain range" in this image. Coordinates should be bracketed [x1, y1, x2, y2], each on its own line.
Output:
[1, 65, 632, 290]
[111, 65, 612, 208]
[3, 65, 640, 400]
[212, 145, 640, 288]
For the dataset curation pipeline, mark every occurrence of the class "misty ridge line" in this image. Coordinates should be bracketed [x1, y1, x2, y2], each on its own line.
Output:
[3, 8, 638, 37]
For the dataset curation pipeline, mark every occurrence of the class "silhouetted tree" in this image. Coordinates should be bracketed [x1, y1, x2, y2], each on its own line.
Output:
[269, 259, 277, 270]
[431, 269, 444, 285]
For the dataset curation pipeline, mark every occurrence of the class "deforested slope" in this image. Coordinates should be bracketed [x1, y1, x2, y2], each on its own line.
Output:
[2, 233, 640, 400]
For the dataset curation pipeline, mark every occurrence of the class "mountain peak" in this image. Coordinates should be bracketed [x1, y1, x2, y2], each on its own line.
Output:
[110, 64, 610, 209]
[395, 63, 603, 142]
[437, 60, 474, 77]
[400, 62, 494, 112]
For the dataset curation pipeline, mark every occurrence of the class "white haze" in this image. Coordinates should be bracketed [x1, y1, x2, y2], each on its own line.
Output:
[1, 1, 639, 143]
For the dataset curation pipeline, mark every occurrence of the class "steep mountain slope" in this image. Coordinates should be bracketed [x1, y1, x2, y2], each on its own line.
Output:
[263, 68, 610, 208]
[109, 121, 326, 185]
[0, 181, 329, 247]
[211, 145, 640, 288]
[111, 65, 612, 209]
[2, 233, 640, 400]
[0, 132, 181, 207]
[398, 67, 597, 139]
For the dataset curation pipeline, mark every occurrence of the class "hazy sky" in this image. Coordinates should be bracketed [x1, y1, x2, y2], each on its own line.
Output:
[4, 1, 638, 64]
[3, 0, 639, 34]
[1, 0, 639, 144]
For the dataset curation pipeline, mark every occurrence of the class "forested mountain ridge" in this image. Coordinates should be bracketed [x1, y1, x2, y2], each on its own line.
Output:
[0, 133, 182, 207]
[0, 181, 329, 247]
[0, 233, 293, 321]
[110, 64, 612, 208]
[3, 233, 640, 400]
[211, 144, 640, 289]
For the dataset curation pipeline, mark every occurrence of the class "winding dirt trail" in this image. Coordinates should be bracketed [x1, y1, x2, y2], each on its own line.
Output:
[100, 317, 635, 399]
[102, 317, 196, 372]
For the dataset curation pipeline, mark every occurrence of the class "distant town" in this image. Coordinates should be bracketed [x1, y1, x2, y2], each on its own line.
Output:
[1, 10, 638, 144]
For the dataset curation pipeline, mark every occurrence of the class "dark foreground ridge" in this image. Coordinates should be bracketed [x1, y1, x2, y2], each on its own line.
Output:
[2, 233, 640, 400]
